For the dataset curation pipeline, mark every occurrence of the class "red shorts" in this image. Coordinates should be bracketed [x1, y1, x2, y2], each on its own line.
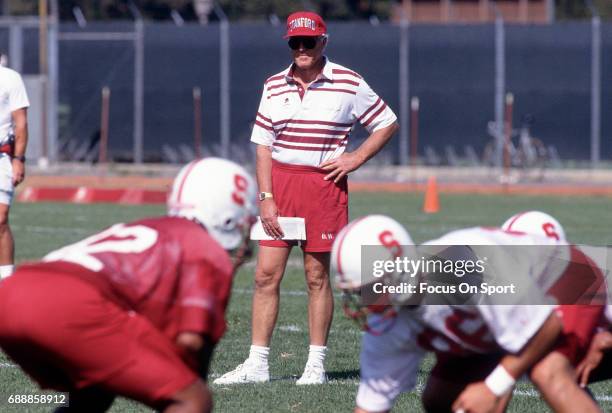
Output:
[547, 246, 606, 365]
[0, 270, 197, 408]
[553, 305, 603, 365]
[260, 160, 349, 252]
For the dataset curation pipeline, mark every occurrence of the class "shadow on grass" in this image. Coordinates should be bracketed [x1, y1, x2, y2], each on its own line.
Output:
[327, 369, 360, 380]
[267, 369, 360, 383]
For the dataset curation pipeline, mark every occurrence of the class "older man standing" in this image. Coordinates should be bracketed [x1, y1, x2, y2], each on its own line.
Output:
[215, 11, 398, 385]
[0, 58, 29, 279]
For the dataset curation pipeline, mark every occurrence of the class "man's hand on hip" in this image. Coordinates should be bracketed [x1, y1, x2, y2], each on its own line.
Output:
[11, 159, 25, 186]
[320, 152, 364, 183]
[260, 199, 284, 239]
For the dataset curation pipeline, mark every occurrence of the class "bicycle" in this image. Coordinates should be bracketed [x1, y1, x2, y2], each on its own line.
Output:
[482, 115, 549, 182]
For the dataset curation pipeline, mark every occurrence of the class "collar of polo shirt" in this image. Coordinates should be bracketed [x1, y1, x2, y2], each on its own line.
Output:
[285, 55, 333, 83]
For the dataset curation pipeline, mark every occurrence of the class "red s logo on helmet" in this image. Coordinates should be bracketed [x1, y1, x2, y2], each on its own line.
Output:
[378, 230, 403, 258]
[542, 222, 560, 241]
[231, 174, 248, 206]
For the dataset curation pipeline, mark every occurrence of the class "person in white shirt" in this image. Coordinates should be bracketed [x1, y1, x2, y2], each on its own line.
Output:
[0, 63, 29, 279]
[215, 11, 398, 386]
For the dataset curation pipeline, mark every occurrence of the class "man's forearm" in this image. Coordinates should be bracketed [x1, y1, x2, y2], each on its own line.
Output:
[499, 313, 562, 379]
[256, 144, 273, 192]
[353, 122, 398, 165]
[12, 108, 28, 157]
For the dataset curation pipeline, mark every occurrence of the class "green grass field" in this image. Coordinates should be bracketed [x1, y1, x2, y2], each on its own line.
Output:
[2, 193, 612, 412]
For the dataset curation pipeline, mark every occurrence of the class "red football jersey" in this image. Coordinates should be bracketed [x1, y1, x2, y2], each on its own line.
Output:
[18, 216, 234, 343]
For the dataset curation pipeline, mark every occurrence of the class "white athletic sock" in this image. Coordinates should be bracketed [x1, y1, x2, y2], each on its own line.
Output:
[248, 345, 270, 366]
[306, 345, 327, 367]
[0, 265, 14, 279]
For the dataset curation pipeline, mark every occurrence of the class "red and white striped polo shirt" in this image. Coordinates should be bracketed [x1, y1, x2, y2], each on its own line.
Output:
[250, 57, 397, 167]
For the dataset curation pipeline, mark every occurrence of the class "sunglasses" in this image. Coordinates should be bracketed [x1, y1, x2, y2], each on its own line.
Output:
[288, 36, 319, 50]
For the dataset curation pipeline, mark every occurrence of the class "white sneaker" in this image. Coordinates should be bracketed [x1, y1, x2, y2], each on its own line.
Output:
[213, 360, 269, 385]
[296, 363, 327, 385]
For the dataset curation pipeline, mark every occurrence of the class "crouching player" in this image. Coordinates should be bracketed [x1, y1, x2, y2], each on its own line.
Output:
[331, 215, 602, 413]
[0, 158, 257, 412]
[502, 211, 610, 401]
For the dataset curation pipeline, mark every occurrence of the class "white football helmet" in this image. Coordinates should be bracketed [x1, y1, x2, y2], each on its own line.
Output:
[332, 214, 415, 290]
[502, 211, 566, 243]
[167, 157, 257, 250]
[331, 215, 415, 333]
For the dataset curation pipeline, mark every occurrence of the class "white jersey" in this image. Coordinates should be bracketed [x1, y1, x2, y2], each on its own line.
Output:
[250, 57, 397, 167]
[413, 304, 552, 355]
[423, 226, 571, 295]
[0, 66, 29, 145]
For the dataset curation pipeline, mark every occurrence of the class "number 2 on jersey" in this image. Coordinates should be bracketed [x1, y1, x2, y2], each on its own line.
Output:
[43, 224, 158, 272]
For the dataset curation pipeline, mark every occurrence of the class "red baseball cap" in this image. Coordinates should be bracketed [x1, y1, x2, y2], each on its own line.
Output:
[284, 11, 327, 38]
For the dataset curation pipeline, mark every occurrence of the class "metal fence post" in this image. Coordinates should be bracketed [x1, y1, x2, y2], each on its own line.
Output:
[219, 19, 230, 159]
[590, 16, 601, 167]
[8, 23, 22, 73]
[494, 15, 505, 169]
[48, 15, 59, 162]
[133, 19, 144, 163]
[398, 15, 410, 166]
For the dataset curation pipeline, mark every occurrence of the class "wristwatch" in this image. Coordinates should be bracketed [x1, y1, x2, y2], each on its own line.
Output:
[13, 155, 25, 162]
[259, 192, 273, 201]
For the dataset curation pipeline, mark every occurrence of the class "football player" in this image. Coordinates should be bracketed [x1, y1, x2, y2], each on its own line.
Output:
[332, 215, 602, 413]
[502, 211, 612, 390]
[0, 157, 257, 413]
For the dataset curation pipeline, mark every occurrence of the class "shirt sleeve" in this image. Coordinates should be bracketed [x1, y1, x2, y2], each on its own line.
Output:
[8, 72, 30, 112]
[478, 304, 554, 353]
[250, 83, 275, 146]
[354, 79, 396, 134]
[177, 260, 231, 343]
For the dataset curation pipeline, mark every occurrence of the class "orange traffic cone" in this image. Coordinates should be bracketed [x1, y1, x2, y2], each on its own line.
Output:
[422, 176, 440, 214]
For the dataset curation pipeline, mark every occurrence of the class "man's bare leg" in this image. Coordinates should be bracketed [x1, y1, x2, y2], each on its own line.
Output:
[304, 251, 333, 346]
[214, 246, 291, 384]
[297, 251, 333, 385]
[252, 246, 292, 346]
[530, 352, 601, 413]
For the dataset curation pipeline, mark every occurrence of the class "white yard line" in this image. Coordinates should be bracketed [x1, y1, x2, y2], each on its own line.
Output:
[513, 388, 612, 403]
[278, 325, 302, 333]
[233, 288, 307, 297]
[233, 288, 342, 298]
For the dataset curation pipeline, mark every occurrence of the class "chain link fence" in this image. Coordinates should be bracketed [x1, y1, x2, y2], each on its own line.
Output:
[1, 18, 610, 165]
